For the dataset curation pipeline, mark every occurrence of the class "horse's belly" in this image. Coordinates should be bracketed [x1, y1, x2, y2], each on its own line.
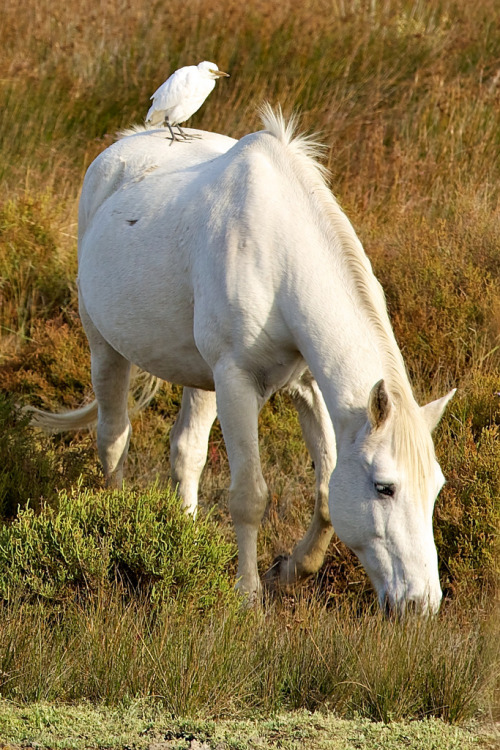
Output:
[87, 302, 215, 389]
[78, 235, 215, 389]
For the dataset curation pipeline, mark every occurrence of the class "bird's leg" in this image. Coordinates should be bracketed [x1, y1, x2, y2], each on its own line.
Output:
[175, 124, 189, 139]
[164, 117, 180, 143]
[175, 124, 201, 140]
[162, 117, 202, 144]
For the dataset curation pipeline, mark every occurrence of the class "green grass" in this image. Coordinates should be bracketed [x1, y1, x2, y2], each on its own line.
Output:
[0, 702, 497, 750]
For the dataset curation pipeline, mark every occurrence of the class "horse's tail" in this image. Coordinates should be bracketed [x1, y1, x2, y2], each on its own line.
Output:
[23, 366, 162, 434]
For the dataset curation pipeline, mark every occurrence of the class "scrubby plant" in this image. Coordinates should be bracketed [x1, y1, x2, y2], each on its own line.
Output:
[0, 393, 98, 517]
[0, 483, 237, 609]
[435, 380, 500, 597]
[0, 393, 59, 516]
[370, 212, 500, 389]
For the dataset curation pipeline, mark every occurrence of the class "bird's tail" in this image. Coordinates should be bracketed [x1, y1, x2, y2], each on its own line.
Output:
[145, 108, 164, 128]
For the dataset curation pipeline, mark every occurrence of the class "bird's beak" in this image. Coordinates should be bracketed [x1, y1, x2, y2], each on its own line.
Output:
[214, 70, 230, 77]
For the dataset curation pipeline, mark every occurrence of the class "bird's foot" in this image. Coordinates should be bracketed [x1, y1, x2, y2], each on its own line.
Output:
[166, 133, 184, 145]
[166, 133, 202, 145]
[176, 125, 202, 141]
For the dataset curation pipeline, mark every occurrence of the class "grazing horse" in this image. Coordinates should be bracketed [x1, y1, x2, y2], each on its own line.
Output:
[28, 106, 454, 615]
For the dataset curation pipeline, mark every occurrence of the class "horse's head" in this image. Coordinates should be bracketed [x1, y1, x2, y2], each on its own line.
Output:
[329, 379, 455, 616]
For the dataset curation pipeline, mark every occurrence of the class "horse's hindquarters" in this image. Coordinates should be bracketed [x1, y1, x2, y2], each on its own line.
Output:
[78, 215, 214, 389]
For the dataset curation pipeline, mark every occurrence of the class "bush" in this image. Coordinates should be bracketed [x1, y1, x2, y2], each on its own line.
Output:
[0, 484, 237, 609]
[0, 394, 98, 517]
[0, 393, 58, 517]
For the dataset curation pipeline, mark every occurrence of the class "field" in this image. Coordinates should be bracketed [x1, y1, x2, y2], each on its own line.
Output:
[0, 0, 499, 747]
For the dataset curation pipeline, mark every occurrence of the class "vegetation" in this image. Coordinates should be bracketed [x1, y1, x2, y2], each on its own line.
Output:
[0, 701, 497, 749]
[0, 483, 236, 607]
[0, 588, 496, 723]
[0, 0, 498, 741]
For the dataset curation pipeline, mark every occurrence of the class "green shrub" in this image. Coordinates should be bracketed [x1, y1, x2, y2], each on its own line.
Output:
[0, 394, 98, 517]
[0, 484, 237, 609]
[0, 393, 58, 516]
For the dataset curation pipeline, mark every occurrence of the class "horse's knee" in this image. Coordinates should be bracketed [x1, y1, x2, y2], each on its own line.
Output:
[229, 467, 268, 527]
[97, 420, 131, 484]
[170, 427, 202, 480]
[170, 429, 207, 514]
[316, 485, 333, 526]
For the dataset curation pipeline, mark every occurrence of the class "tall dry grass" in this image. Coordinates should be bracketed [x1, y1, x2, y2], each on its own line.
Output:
[0, 587, 497, 722]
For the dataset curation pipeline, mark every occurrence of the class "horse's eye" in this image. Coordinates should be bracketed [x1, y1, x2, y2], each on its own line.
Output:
[374, 483, 396, 497]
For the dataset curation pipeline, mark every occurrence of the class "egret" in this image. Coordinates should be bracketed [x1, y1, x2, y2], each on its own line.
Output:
[146, 61, 229, 140]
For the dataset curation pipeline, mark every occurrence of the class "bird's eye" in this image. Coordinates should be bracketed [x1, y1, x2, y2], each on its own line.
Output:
[374, 483, 396, 497]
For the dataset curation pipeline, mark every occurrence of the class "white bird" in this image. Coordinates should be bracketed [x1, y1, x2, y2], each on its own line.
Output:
[146, 61, 229, 140]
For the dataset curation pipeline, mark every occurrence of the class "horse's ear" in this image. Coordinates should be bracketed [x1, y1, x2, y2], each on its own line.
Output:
[421, 389, 456, 432]
[368, 379, 391, 429]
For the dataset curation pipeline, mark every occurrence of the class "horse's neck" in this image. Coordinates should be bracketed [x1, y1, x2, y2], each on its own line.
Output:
[281, 205, 403, 439]
[292, 276, 383, 436]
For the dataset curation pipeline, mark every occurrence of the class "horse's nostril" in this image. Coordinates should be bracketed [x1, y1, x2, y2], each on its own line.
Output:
[382, 595, 421, 619]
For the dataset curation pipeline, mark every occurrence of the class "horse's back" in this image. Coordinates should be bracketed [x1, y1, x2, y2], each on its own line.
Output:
[78, 128, 237, 245]
[77, 127, 303, 390]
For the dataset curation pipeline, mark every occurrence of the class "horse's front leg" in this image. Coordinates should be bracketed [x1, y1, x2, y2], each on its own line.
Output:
[169, 387, 217, 515]
[213, 362, 268, 602]
[267, 371, 336, 586]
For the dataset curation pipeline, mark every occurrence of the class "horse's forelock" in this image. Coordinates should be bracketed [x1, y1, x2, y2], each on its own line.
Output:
[391, 397, 436, 511]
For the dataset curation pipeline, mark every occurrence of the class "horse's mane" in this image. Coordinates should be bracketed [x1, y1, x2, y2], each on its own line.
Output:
[260, 103, 436, 503]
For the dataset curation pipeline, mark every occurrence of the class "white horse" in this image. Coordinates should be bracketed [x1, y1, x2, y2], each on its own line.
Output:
[29, 106, 455, 615]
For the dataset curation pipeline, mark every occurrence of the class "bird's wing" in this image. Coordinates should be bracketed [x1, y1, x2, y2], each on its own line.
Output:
[150, 66, 196, 109]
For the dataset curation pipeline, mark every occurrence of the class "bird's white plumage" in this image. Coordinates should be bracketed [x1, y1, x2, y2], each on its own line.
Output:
[146, 61, 229, 130]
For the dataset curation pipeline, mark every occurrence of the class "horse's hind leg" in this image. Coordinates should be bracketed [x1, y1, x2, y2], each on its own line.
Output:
[267, 371, 336, 587]
[80, 303, 132, 487]
[169, 387, 217, 515]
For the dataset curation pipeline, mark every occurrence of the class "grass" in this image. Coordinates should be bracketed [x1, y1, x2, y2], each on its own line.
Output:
[0, 589, 496, 723]
[0, 0, 498, 735]
[0, 702, 497, 750]
[0, 703, 498, 750]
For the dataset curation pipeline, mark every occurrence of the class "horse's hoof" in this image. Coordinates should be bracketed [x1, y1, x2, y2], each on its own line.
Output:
[234, 580, 262, 608]
[263, 554, 297, 590]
